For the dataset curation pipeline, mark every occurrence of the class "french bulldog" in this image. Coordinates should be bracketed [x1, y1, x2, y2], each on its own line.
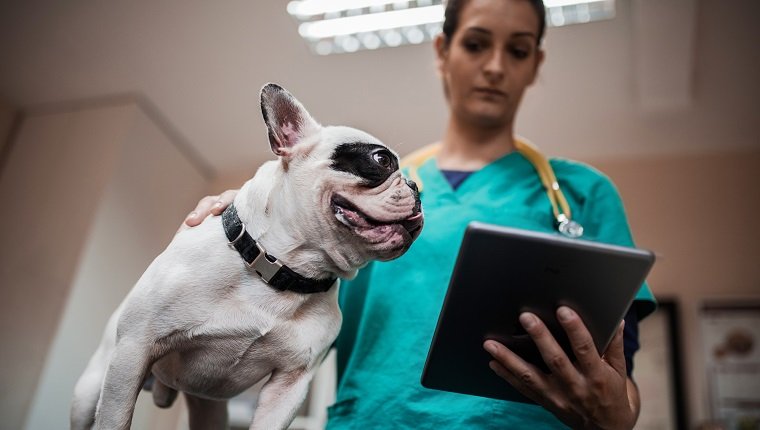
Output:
[70, 83, 423, 430]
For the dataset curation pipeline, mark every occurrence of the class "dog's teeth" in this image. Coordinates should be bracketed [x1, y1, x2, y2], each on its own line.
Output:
[335, 212, 352, 227]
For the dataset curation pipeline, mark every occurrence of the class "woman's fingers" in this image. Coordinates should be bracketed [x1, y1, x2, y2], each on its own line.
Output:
[483, 340, 546, 403]
[555, 306, 602, 374]
[488, 360, 543, 404]
[601, 320, 627, 377]
[487, 308, 635, 430]
[178, 190, 239, 233]
[184, 195, 217, 228]
[211, 189, 238, 215]
[518, 312, 582, 386]
[484, 340, 577, 417]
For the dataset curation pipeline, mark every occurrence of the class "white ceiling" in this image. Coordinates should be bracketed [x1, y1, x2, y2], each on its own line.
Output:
[1, 0, 758, 180]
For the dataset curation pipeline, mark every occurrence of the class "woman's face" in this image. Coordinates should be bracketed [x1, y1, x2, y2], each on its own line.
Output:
[436, 0, 544, 130]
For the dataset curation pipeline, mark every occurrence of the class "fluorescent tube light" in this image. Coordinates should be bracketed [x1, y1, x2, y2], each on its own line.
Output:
[298, 5, 444, 39]
[544, 0, 607, 8]
[288, 0, 615, 55]
[288, 0, 407, 17]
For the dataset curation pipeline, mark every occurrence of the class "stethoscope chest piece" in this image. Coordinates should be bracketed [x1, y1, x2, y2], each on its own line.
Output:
[556, 214, 584, 238]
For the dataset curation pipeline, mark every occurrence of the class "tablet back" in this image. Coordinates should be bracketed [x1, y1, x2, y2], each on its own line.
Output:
[420, 222, 655, 403]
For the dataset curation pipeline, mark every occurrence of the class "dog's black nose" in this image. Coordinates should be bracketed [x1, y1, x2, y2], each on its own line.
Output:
[406, 179, 419, 194]
[405, 179, 422, 214]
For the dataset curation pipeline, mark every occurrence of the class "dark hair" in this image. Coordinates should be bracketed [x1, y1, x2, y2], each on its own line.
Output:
[442, 0, 546, 46]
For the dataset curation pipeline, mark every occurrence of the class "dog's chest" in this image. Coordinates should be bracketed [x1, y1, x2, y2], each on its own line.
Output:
[152, 287, 341, 399]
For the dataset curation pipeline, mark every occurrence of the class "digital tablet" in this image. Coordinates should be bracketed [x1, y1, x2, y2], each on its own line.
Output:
[420, 221, 655, 403]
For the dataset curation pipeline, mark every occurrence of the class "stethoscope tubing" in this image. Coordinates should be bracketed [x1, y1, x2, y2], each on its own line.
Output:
[401, 138, 584, 238]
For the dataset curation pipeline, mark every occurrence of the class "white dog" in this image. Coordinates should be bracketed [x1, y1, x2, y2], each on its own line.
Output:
[71, 84, 423, 430]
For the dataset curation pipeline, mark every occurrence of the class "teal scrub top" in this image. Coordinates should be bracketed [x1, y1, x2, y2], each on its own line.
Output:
[327, 152, 656, 429]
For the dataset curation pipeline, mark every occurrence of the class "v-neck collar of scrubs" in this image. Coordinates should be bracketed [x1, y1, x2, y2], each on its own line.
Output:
[419, 150, 537, 204]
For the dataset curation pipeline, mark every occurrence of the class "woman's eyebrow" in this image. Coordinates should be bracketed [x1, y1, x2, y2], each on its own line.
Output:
[464, 27, 537, 40]
[511, 32, 538, 40]
[464, 26, 492, 35]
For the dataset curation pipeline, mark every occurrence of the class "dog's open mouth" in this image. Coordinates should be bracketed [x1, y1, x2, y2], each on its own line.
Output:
[331, 194, 423, 238]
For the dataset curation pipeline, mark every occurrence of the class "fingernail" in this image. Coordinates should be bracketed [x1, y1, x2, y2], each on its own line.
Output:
[558, 307, 574, 322]
[484, 341, 498, 354]
[214, 201, 223, 208]
[186, 211, 197, 219]
[520, 313, 537, 329]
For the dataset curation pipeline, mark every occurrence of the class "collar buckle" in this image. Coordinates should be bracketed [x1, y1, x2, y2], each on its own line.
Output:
[247, 241, 283, 284]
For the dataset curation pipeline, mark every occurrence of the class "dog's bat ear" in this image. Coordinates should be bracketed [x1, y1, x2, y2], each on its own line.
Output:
[260, 83, 319, 157]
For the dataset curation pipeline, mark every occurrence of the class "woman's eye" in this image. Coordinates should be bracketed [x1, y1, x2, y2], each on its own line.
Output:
[509, 46, 529, 59]
[372, 152, 392, 168]
[463, 39, 485, 53]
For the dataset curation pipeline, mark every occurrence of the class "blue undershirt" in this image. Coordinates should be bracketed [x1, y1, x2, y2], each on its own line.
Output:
[440, 169, 640, 376]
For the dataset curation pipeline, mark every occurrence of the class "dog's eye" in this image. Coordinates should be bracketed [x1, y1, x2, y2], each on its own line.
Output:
[372, 151, 392, 169]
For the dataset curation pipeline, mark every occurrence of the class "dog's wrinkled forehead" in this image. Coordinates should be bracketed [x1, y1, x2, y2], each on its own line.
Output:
[330, 142, 399, 187]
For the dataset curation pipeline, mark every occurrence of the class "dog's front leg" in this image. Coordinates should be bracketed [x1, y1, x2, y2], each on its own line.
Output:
[93, 338, 152, 430]
[249, 368, 314, 430]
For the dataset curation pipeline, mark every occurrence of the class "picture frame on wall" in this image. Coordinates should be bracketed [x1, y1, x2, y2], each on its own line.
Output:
[635, 299, 688, 430]
[700, 301, 760, 430]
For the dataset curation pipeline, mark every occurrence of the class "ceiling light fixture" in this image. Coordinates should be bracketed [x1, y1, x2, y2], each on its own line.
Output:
[288, 0, 616, 55]
[298, 5, 443, 39]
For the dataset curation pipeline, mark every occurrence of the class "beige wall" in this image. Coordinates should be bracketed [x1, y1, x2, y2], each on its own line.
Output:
[0, 101, 210, 430]
[0, 98, 18, 162]
[22, 104, 208, 429]
[0, 105, 130, 430]
[594, 149, 760, 427]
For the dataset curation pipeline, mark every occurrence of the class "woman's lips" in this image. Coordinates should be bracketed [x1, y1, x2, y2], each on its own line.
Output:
[473, 87, 507, 98]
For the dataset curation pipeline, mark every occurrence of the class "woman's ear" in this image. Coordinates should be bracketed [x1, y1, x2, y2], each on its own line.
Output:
[433, 34, 449, 77]
[528, 48, 545, 86]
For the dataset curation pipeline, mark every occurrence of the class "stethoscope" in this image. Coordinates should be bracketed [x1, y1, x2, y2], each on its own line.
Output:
[400, 138, 585, 239]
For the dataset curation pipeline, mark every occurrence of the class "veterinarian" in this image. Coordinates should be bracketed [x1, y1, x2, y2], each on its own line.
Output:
[186, 0, 656, 428]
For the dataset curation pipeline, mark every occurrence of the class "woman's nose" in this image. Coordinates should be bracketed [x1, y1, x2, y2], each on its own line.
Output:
[483, 50, 505, 81]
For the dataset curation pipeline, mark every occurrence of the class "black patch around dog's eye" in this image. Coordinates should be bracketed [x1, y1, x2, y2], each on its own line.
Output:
[331, 143, 399, 187]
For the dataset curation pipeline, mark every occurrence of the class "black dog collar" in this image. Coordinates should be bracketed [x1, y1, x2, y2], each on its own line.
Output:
[222, 204, 336, 294]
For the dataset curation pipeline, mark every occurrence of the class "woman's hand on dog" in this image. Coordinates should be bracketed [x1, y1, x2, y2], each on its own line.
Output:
[178, 190, 238, 233]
